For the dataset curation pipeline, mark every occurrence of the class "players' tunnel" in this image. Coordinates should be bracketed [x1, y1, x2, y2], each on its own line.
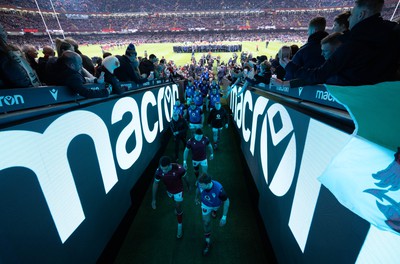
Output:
[1, 80, 399, 263]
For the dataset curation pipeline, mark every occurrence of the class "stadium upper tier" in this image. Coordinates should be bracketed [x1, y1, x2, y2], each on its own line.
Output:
[0, 1, 397, 33]
[1, 9, 348, 32]
[0, 0, 355, 13]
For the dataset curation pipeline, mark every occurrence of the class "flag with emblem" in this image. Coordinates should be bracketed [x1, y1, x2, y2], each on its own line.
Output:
[318, 81, 400, 235]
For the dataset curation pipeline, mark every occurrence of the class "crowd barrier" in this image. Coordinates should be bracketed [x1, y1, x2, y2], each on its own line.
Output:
[0, 80, 179, 263]
[1, 78, 399, 263]
[229, 81, 400, 263]
[173, 44, 242, 53]
[0, 79, 168, 115]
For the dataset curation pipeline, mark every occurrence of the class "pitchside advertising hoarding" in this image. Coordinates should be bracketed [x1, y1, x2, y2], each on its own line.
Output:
[0, 84, 179, 263]
[229, 85, 399, 263]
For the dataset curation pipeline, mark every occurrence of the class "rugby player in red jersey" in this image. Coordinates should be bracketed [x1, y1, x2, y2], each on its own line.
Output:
[183, 128, 214, 181]
[152, 156, 188, 238]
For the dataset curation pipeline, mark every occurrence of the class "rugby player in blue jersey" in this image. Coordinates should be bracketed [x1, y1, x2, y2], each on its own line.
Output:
[187, 101, 204, 135]
[184, 77, 196, 101]
[195, 173, 230, 256]
[206, 86, 222, 111]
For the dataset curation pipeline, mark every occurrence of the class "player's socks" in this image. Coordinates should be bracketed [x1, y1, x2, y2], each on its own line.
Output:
[177, 223, 183, 239]
[203, 233, 211, 255]
[177, 211, 183, 224]
[204, 233, 211, 243]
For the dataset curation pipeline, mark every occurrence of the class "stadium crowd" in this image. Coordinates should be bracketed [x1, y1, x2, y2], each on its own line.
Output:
[1, 0, 399, 98]
[0, 9, 354, 33]
[0, 0, 355, 13]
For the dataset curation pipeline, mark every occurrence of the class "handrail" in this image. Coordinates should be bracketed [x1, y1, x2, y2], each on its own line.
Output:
[0, 79, 170, 114]
[0, 79, 173, 128]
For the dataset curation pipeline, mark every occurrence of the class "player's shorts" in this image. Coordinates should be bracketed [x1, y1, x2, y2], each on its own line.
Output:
[189, 123, 203, 130]
[201, 203, 220, 216]
[192, 159, 208, 167]
[212, 127, 223, 133]
[167, 191, 183, 202]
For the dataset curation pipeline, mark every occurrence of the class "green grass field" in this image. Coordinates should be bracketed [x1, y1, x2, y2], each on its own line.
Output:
[79, 41, 303, 67]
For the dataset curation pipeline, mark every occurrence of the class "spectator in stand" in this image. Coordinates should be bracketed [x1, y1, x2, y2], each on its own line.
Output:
[114, 43, 149, 84]
[151, 156, 188, 239]
[99, 55, 126, 94]
[320, 33, 344, 60]
[183, 128, 214, 180]
[94, 52, 112, 77]
[170, 110, 189, 162]
[237, 60, 272, 96]
[284, 16, 329, 80]
[53, 51, 111, 98]
[332, 10, 352, 43]
[290, 44, 300, 57]
[283, 32, 344, 88]
[22, 44, 39, 73]
[333, 11, 351, 33]
[139, 53, 157, 77]
[37, 45, 55, 84]
[195, 173, 230, 256]
[207, 100, 229, 150]
[225, 64, 254, 97]
[281, 0, 400, 86]
[55, 38, 74, 57]
[64, 37, 95, 75]
[0, 23, 40, 88]
[45, 38, 74, 85]
[270, 53, 286, 80]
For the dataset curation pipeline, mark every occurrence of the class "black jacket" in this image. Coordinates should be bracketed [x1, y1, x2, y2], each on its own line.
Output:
[139, 58, 155, 77]
[100, 66, 126, 94]
[0, 50, 39, 89]
[37, 57, 49, 84]
[287, 15, 400, 86]
[53, 61, 109, 98]
[170, 116, 188, 138]
[285, 30, 328, 80]
[246, 71, 271, 85]
[207, 107, 228, 128]
[81, 53, 95, 75]
[114, 55, 148, 84]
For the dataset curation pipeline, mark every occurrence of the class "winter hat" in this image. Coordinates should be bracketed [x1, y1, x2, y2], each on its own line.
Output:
[257, 55, 268, 63]
[125, 43, 136, 55]
[55, 38, 74, 57]
[149, 54, 158, 61]
[102, 56, 120, 74]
